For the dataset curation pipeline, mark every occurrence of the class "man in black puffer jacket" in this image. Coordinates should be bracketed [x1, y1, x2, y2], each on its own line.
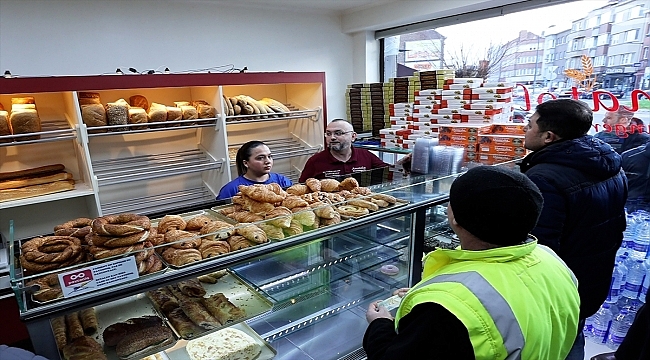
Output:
[520, 99, 627, 360]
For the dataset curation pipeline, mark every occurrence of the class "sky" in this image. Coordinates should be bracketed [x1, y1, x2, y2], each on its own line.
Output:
[437, 0, 610, 54]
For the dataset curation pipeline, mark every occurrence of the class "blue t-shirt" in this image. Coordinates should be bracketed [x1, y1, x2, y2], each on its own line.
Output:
[217, 173, 292, 200]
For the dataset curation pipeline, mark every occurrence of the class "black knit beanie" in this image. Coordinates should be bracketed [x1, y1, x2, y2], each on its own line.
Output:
[449, 166, 544, 246]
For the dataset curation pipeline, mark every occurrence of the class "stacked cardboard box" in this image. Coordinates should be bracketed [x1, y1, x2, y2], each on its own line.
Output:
[415, 70, 454, 90]
[438, 124, 490, 162]
[476, 124, 528, 164]
[346, 83, 387, 136]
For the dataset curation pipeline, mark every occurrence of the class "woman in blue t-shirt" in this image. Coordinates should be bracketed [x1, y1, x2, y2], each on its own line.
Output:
[217, 140, 292, 200]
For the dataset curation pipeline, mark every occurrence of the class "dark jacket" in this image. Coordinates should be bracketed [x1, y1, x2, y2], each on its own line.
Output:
[595, 130, 650, 154]
[520, 135, 627, 318]
[622, 143, 650, 201]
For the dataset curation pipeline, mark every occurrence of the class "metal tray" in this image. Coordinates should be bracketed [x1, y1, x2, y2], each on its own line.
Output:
[165, 321, 277, 360]
[19, 240, 168, 306]
[63, 293, 179, 360]
[149, 209, 221, 228]
[150, 271, 274, 340]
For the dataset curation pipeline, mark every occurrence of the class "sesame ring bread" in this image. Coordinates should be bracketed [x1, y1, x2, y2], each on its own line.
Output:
[91, 214, 150, 236]
[54, 218, 92, 239]
[21, 236, 82, 263]
[87, 231, 149, 248]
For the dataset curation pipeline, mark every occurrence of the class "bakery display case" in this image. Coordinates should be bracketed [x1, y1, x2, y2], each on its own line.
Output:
[0, 72, 326, 240]
[7, 172, 462, 360]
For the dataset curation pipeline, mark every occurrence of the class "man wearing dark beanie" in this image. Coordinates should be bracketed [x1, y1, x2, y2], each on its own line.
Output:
[520, 99, 627, 360]
[364, 166, 580, 360]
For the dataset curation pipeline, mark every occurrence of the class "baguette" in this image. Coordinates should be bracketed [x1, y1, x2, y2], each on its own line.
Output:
[0, 179, 75, 203]
[0, 164, 65, 181]
[0, 172, 72, 190]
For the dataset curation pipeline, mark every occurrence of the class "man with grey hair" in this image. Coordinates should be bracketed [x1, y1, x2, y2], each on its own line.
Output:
[299, 119, 388, 181]
[595, 108, 650, 154]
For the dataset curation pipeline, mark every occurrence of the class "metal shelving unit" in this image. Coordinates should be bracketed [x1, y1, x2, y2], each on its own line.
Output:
[0, 119, 76, 147]
[85, 117, 218, 137]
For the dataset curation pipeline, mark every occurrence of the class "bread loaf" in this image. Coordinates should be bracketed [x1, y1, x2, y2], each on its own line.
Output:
[174, 101, 190, 108]
[0, 171, 72, 190]
[128, 107, 148, 130]
[129, 95, 149, 111]
[77, 92, 101, 105]
[105, 102, 129, 131]
[115, 325, 174, 358]
[11, 103, 36, 111]
[0, 164, 65, 181]
[181, 105, 198, 120]
[166, 106, 182, 126]
[9, 109, 41, 140]
[62, 336, 107, 360]
[81, 104, 107, 130]
[11, 96, 35, 105]
[147, 102, 167, 127]
[197, 104, 216, 119]
[0, 110, 10, 142]
[0, 179, 75, 203]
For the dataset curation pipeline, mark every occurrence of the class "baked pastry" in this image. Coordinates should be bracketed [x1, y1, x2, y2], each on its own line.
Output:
[200, 221, 235, 241]
[105, 102, 129, 131]
[162, 247, 202, 266]
[337, 205, 369, 217]
[320, 178, 340, 192]
[66, 312, 85, 340]
[62, 335, 107, 360]
[77, 92, 101, 106]
[283, 220, 304, 236]
[240, 195, 275, 215]
[174, 101, 190, 108]
[286, 184, 309, 196]
[165, 229, 201, 249]
[201, 293, 245, 324]
[0, 164, 65, 181]
[128, 107, 148, 130]
[158, 215, 187, 233]
[198, 239, 231, 258]
[347, 198, 379, 212]
[235, 223, 268, 244]
[52, 316, 67, 349]
[281, 195, 309, 209]
[167, 307, 203, 339]
[181, 105, 198, 124]
[185, 327, 261, 360]
[80, 104, 107, 130]
[168, 285, 221, 329]
[371, 193, 398, 204]
[370, 198, 390, 208]
[310, 202, 337, 220]
[79, 308, 98, 335]
[320, 211, 341, 226]
[54, 218, 93, 239]
[227, 235, 254, 251]
[0, 171, 72, 191]
[257, 223, 284, 240]
[186, 215, 213, 231]
[115, 325, 174, 358]
[146, 288, 179, 313]
[380, 264, 400, 276]
[28, 273, 62, 302]
[290, 207, 316, 227]
[228, 211, 264, 223]
[197, 270, 228, 284]
[129, 95, 149, 111]
[238, 184, 285, 203]
[305, 178, 321, 192]
[9, 109, 41, 140]
[177, 278, 206, 297]
[102, 316, 162, 347]
[264, 206, 292, 228]
[339, 177, 359, 191]
[91, 213, 150, 236]
[351, 186, 372, 196]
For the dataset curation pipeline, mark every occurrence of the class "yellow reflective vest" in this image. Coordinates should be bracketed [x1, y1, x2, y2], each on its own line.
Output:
[395, 239, 580, 360]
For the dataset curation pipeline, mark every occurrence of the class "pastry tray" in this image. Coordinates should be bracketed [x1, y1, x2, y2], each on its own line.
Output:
[65, 293, 179, 360]
[154, 209, 275, 269]
[151, 270, 274, 340]
[165, 321, 277, 360]
[16, 239, 168, 306]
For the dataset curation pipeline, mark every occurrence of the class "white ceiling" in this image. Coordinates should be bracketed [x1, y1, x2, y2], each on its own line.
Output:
[192, 0, 395, 14]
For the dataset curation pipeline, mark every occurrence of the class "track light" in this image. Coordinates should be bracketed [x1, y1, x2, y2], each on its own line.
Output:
[116, 68, 124, 75]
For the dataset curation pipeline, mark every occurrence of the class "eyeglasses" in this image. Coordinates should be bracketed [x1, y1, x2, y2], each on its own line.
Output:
[325, 130, 353, 137]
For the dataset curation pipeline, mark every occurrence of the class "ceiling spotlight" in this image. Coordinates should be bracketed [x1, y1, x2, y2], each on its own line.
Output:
[147, 70, 155, 75]
[128, 68, 138, 73]
[116, 68, 124, 75]
[164, 68, 170, 74]
[3, 70, 11, 78]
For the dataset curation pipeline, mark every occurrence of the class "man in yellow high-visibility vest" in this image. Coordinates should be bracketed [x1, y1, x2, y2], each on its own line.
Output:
[363, 166, 580, 360]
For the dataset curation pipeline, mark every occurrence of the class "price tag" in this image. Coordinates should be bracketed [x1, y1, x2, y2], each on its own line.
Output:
[58, 256, 139, 298]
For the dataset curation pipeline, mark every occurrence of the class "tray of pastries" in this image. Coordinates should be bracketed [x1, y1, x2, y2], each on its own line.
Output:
[146, 269, 273, 341]
[150, 210, 272, 269]
[51, 294, 178, 360]
[18, 213, 167, 305]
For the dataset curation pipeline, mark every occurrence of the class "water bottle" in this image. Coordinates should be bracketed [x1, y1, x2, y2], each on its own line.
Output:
[583, 315, 594, 341]
[591, 303, 613, 344]
[632, 218, 650, 259]
[640, 271, 649, 303]
[623, 214, 638, 249]
[606, 309, 634, 349]
[606, 264, 627, 303]
[621, 259, 647, 299]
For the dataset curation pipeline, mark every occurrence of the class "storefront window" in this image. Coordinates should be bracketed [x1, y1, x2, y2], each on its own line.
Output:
[381, 0, 649, 131]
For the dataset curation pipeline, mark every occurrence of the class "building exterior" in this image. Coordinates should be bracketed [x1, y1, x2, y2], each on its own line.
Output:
[495, 30, 543, 85]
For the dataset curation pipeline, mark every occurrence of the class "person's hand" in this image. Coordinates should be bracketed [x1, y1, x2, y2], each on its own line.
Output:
[393, 288, 410, 297]
[396, 154, 412, 175]
[366, 300, 394, 323]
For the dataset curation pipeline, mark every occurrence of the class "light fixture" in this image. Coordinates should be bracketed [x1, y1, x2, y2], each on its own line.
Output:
[164, 68, 170, 74]
[128, 67, 138, 74]
[3, 70, 11, 78]
[116, 68, 124, 75]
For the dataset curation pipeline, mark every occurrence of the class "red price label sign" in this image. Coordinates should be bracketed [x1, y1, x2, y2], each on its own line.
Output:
[62, 269, 93, 287]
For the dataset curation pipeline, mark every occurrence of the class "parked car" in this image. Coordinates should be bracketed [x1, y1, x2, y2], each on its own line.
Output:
[512, 104, 532, 123]
[595, 88, 625, 99]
